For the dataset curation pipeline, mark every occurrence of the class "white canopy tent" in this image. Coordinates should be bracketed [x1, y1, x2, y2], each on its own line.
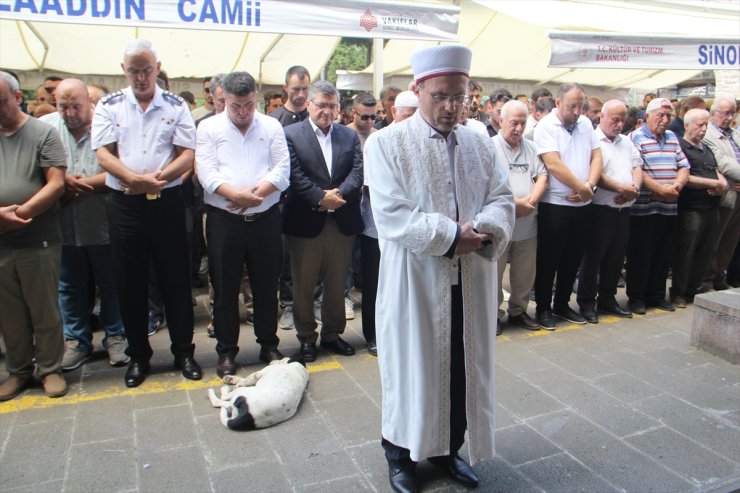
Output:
[0, 0, 458, 86]
[361, 0, 740, 90]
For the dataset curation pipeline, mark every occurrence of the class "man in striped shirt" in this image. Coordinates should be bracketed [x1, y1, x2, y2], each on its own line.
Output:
[626, 98, 689, 314]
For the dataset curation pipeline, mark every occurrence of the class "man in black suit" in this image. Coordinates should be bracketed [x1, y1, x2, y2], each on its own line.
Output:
[283, 81, 363, 362]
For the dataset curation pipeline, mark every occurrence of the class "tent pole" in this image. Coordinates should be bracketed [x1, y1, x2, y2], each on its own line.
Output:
[373, 38, 384, 97]
[20, 21, 48, 71]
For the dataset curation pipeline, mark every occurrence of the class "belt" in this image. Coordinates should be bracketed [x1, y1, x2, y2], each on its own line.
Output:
[207, 204, 278, 222]
[109, 186, 180, 200]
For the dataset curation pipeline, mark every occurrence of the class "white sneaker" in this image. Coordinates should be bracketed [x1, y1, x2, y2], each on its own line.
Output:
[344, 297, 355, 320]
[61, 340, 92, 371]
[278, 306, 294, 330]
[106, 336, 130, 367]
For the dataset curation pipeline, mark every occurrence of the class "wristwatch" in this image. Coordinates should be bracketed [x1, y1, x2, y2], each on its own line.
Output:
[587, 182, 597, 193]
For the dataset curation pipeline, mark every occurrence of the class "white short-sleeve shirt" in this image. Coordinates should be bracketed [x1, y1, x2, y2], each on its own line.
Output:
[534, 111, 600, 206]
[91, 86, 196, 191]
[593, 127, 642, 208]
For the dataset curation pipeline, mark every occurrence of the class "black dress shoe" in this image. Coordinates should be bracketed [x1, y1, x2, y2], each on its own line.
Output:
[320, 336, 356, 356]
[388, 464, 418, 493]
[367, 340, 378, 357]
[259, 346, 284, 364]
[536, 309, 556, 330]
[216, 353, 236, 377]
[174, 356, 203, 380]
[597, 302, 632, 318]
[496, 319, 503, 336]
[628, 299, 647, 315]
[509, 313, 540, 330]
[647, 298, 675, 312]
[428, 454, 479, 487]
[124, 360, 150, 388]
[300, 341, 317, 362]
[580, 307, 599, 324]
[552, 306, 587, 324]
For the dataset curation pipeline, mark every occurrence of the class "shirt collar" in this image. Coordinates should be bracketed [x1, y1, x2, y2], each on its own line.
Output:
[308, 117, 332, 138]
[594, 126, 621, 143]
[125, 85, 164, 110]
[423, 117, 458, 144]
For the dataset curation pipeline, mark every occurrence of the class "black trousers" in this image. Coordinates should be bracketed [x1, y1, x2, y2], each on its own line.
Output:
[535, 202, 593, 311]
[626, 213, 676, 303]
[382, 281, 466, 466]
[106, 187, 194, 361]
[206, 205, 282, 356]
[360, 234, 379, 343]
[671, 208, 719, 297]
[577, 205, 631, 309]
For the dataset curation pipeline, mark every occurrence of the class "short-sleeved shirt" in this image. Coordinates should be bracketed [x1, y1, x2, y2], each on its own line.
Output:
[679, 139, 721, 212]
[40, 112, 109, 246]
[91, 86, 195, 191]
[0, 117, 67, 248]
[492, 135, 547, 241]
[269, 106, 308, 128]
[534, 111, 600, 207]
[593, 127, 643, 209]
[630, 126, 689, 216]
[196, 111, 290, 214]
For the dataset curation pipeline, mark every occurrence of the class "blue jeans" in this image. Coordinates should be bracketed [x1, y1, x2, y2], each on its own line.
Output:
[58, 244, 125, 352]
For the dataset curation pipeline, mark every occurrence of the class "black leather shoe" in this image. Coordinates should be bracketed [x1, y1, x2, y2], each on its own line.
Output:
[509, 313, 540, 330]
[647, 298, 675, 312]
[536, 309, 556, 330]
[320, 336, 356, 356]
[598, 302, 632, 318]
[428, 454, 479, 487]
[259, 346, 284, 364]
[300, 341, 317, 362]
[628, 299, 647, 315]
[367, 340, 378, 356]
[124, 360, 150, 388]
[216, 353, 236, 377]
[174, 356, 202, 380]
[553, 306, 587, 324]
[388, 464, 418, 493]
[580, 307, 599, 324]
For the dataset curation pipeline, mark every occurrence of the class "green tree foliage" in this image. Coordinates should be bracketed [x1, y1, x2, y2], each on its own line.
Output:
[326, 38, 371, 85]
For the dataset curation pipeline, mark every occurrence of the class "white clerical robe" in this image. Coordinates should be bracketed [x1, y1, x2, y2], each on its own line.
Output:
[364, 110, 514, 463]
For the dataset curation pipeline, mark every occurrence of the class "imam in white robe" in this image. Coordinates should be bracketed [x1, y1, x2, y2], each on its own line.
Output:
[364, 110, 514, 463]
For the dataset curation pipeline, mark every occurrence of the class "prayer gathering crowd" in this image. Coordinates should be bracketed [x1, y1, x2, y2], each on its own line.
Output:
[1, 39, 739, 493]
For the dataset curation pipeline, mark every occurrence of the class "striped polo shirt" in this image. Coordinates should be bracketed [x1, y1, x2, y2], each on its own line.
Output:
[630, 126, 689, 216]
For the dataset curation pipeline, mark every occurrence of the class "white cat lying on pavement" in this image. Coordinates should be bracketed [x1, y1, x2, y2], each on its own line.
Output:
[208, 357, 309, 430]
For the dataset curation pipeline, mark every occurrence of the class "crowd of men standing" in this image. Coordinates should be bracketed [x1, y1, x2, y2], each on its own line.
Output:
[0, 40, 739, 405]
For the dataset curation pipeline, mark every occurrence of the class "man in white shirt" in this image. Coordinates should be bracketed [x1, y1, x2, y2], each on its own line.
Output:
[492, 100, 548, 334]
[577, 100, 642, 322]
[533, 82, 603, 330]
[196, 72, 290, 376]
[92, 39, 202, 388]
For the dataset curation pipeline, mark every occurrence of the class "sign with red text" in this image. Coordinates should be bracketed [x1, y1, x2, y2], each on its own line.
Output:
[549, 32, 740, 70]
[0, 0, 459, 41]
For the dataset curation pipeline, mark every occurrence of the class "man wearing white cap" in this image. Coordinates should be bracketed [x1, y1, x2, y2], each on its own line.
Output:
[365, 45, 514, 492]
[390, 90, 418, 123]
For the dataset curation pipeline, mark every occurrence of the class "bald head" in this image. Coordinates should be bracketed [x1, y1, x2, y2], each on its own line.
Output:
[55, 79, 92, 132]
[598, 99, 628, 139]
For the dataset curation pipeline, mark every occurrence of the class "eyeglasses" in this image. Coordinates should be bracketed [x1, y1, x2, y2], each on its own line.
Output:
[126, 67, 155, 79]
[358, 114, 377, 121]
[43, 86, 54, 94]
[429, 93, 469, 106]
[313, 102, 338, 111]
[204, 87, 210, 94]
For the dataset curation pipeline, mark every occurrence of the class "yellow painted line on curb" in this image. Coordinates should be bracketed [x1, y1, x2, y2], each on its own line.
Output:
[0, 360, 343, 415]
[511, 312, 649, 340]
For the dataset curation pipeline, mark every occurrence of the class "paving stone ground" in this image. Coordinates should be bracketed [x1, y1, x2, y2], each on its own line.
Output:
[1, 283, 739, 493]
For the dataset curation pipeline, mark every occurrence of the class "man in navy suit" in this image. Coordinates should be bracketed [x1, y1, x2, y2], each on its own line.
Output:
[283, 81, 363, 362]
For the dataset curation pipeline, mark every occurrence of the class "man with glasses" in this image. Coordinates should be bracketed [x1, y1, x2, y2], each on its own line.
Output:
[626, 98, 689, 314]
[282, 81, 363, 362]
[365, 45, 514, 492]
[196, 71, 289, 376]
[346, 92, 377, 147]
[92, 39, 202, 387]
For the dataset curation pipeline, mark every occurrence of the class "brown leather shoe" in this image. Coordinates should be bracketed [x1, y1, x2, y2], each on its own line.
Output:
[42, 373, 68, 398]
[216, 353, 237, 377]
[259, 346, 284, 364]
[0, 374, 32, 401]
[508, 313, 540, 330]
